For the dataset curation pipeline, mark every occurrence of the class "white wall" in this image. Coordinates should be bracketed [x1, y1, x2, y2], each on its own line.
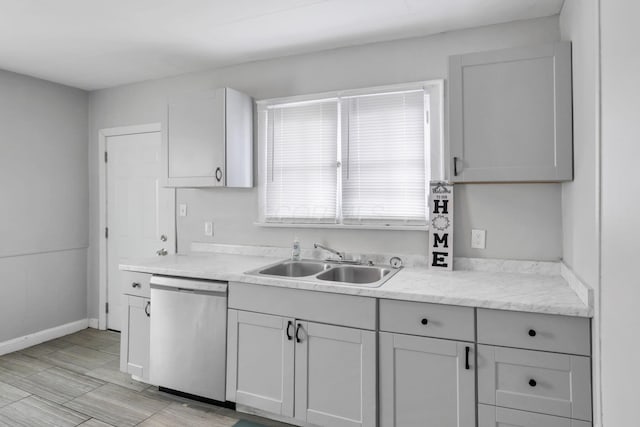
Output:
[559, 1, 601, 424]
[0, 69, 88, 342]
[600, 1, 640, 425]
[87, 16, 563, 318]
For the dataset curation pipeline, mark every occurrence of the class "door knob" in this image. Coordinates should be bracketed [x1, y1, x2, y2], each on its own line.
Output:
[156, 248, 168, 256]
[160, 234, 167, 242]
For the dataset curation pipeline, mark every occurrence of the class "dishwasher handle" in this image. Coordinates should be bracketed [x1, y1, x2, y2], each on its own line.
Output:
[150, 275, 227, 294]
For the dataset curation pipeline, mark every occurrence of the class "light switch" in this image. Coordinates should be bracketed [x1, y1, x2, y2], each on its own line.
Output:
[179, 204, 187, 217]
[471, 229, 486, 249]
[204, 221, 213, 237]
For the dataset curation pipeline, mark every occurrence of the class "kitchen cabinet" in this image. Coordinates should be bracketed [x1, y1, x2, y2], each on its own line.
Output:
[294, 321, 376, 427]
[226, 310, 295, 417]
[449, 42, 573, 182]
[164, 87, 253, 188]
[477, 308, 592, 425]
[379, 299, 476, 427]
[226, 283, 377, 427]
[120, 295, 151, 382]
[119, 271, 152, 383]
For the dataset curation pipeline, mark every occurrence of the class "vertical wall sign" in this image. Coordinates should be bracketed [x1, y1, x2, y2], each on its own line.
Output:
[428, 181, 453, 271]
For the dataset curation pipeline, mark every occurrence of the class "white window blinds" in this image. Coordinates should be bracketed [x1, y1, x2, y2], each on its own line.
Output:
[265, 100, 338, 222]
[342, 90, 427, 224]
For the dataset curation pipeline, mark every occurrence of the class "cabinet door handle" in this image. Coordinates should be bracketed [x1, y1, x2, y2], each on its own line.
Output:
[286, 321, 293, 341]
[295, 323, 302, 343]
[421, 318, 428, 325]
[453, 156, 459, 176]
[529, 379, 537, 387]
[215, 167, 223, 182]
[528, 329, 537, 337]
[465, 346, 470, 370]
[132, 282, 141, 288]
[145, 301, 151, 317]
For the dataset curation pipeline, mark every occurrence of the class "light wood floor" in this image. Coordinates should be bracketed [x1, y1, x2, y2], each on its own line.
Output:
[0, 328, 291, 427]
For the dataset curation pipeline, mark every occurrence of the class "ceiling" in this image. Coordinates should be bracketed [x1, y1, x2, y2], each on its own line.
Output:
[0, 0, 564, 90]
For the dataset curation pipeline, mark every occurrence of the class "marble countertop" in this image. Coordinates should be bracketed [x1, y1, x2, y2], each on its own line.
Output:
[120, 253, 592, 317]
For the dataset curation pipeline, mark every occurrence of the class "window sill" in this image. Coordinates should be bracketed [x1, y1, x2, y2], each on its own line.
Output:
[253, 222, 428, 231]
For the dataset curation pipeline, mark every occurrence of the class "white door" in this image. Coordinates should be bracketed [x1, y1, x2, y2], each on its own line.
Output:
[379, 332, 476, 427]
[106, 131, 175, 331]
[294, 321, 377, 427]
[226, 310, 295, 417]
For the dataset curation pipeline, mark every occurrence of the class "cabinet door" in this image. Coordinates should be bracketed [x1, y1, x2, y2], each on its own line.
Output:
[294, 321, 376, 427]
[121, 295, 150, 381]
[379, 332, 475, 427]
[226, 310, 295, 417]
[165, 88, 226, 187]
[449, 42, 572, 182]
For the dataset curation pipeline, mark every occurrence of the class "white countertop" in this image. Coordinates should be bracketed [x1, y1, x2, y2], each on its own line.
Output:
[120, 253, 592, 317]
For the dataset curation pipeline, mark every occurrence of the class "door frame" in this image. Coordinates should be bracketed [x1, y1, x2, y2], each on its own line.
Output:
[98, 123, 166, 330]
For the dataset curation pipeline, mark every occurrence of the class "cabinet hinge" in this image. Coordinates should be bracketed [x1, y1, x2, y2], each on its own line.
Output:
[105, 302, 109, 314]
[104, 151, 108, 163]
[105, 227, 109, 239]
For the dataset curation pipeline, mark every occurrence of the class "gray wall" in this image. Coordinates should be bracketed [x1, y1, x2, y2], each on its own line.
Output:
[0, 69, 88, 342]
[87, 16, 563, 318]
[600, 1, 640, 425]
[559, 1, 601, 424]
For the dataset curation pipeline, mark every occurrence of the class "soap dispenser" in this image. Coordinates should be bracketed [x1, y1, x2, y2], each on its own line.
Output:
[291, 237, 301, 261]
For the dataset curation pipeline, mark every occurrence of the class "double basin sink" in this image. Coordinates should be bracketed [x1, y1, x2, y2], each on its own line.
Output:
[247, 259, 401, 288]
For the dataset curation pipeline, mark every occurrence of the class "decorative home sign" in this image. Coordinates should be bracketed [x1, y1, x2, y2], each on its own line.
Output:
[428, 181, 454, 271]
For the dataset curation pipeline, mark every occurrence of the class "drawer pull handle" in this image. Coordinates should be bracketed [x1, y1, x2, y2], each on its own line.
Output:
[465, 346, 470, 370]
[528, 329, 537, 337]
[132, 282, 141, 288]
[529, 379, 537, 387]
[421, 318, 428, 325]
[286, 321, 293, 341]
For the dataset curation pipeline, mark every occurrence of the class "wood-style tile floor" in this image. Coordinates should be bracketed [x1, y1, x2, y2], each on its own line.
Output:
[0, 328, 291, 427]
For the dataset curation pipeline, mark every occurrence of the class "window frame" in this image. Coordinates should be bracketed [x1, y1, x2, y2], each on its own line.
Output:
[256, 80, 444, 230]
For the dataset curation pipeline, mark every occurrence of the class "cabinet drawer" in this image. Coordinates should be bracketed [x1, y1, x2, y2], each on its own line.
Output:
[478, 345, 591, 421]
[379, 299, 474, 341]
[121, 271, 151, 298]
[477, 309, 590, 355]
[479, 405, 591, 427]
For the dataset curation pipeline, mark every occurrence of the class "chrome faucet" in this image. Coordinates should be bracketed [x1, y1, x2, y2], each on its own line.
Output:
[313, 243, 344, 261]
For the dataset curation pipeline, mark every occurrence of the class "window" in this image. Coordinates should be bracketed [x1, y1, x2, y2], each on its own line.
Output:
[258, 81, 443, 229]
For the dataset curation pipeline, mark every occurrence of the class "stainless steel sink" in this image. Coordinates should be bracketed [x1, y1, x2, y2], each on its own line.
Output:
[247, 259, 401, 287]
[316, 265, 392, 285]
[257, 260, 331, 277]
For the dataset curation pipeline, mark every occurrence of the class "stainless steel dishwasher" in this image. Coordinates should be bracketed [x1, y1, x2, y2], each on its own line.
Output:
[149, 275, 227, 401]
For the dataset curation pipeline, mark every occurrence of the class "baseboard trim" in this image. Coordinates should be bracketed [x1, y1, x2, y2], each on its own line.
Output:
[0, 318, 89, 356]
[88, 318, 99, 329]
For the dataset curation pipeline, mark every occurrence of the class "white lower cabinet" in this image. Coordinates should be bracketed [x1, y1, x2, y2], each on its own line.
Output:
[295, 321, 376, 427]
[120, 295, 151, 381]
[379, 332, 476, 427]
[226, 310, 294, 417]
[226, 309, 376, 427]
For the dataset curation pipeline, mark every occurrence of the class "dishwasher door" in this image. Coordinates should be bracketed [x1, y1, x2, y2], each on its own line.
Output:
[149, 276, 227, 401]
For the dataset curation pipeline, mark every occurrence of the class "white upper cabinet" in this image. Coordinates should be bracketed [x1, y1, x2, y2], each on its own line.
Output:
[449, 42, 573, 182]
[163, 87, 253, 188]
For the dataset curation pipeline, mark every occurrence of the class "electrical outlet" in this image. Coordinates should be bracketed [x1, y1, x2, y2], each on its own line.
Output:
[471, 229, 486, 249]
[179, 204, 187, 217]
[204, 221, 213, 237]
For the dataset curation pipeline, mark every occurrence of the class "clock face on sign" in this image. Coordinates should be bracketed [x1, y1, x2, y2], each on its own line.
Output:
[431, 214, 450, 231]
